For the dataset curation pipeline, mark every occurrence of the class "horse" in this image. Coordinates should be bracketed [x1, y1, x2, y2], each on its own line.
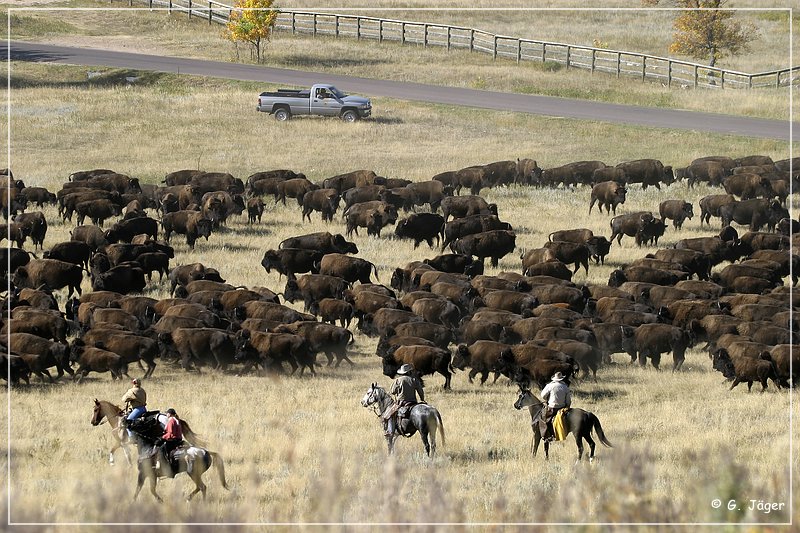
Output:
[513, 388, 612, 462]
[103, 404, 227, 501]
[360, 382, 445, 457]
[91, 399, 133, 465]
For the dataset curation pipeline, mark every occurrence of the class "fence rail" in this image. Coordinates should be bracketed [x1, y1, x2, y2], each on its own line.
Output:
[123, 0, 799, 89]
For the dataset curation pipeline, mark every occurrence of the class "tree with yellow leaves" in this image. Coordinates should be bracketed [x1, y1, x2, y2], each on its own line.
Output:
[224, 0, 279, 63]
[663, 0, 758, 67]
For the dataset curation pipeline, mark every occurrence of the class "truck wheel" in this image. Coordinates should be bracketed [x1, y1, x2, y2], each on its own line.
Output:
[274, 108, 291, 121]
[341, 110, 359, 123]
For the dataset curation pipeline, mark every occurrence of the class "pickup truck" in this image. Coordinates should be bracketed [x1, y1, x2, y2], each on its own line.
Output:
[257, 84, 372, 122]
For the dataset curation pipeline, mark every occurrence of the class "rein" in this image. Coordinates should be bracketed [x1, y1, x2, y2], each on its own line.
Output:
[367, 387, 391, 418]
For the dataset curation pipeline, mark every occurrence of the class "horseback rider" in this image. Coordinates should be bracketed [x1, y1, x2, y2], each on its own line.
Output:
[154, 408, 184, 470]
[121, 378, 146, 439]
[539, 372, 571, 442]
[382, 363, 425, 437]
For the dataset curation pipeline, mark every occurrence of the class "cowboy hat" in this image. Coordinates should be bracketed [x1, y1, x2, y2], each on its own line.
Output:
[166, 408, 177, 416]
[397, 363, 414, 375]
[551, 372, 566, 382]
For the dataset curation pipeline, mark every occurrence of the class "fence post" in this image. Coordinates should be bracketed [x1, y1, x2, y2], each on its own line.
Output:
[721, 70, 725, 89]
[776, 71, 780, 88]
[168, 0, 172, 14]
[541, 43, 546, 63]
[616, 52, 620, 78]
[401, 22, 405, 44]
[667, 60, 672, 87]
[493, 36, 498, 59]
[470, 29, 474, 52]
[129, 0, 132, 7]
[424, 24, 428, 47]
[291, 12, 295, 33]
[378, 20, 383, 42]
[313, 13, 317, 37]
[694, 65, 698, 88]
[357, 17, 361, 40]
[748, 75, 752, 89]
[149, 0, 153, 9]
[517, 39, 521, 63]
[188, 0, 192, 19]
[591, 49, 595, 73]
[566, 45, 570, 68]
[641, 56, 646, 81]
[207, 1, 211, 24]
[446, 27, 451, 50]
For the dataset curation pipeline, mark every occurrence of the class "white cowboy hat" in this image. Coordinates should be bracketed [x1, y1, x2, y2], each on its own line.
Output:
[397, 363, 414, 375]
[551, 372, 566, 382]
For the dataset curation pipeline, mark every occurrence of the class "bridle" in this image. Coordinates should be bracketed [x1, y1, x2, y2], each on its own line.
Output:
[364, 386, 386, 418]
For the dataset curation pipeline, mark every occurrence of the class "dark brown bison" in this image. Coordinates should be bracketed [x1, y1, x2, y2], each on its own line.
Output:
[720, 199, 788, 232]
[319, 253, 378, 284]
[394, 213, 446, 249]
[622, 323, 694, 371]
[12, 259, 83, 297]
[440, 195, 497, 221]
[261, 248, 323, 279]
[658, 200, 693, 229]
[450, 230, 516, 267]
[442, 214, 512, 251]
[301, 188, 340, 222]
[161, 211, 213, 248]
[615, 159, 674, 190]
[589, 181, 627, 215]
[279, 232, 358, 255]
[382, 345, 452, 389]
[283, 274, 350, 312]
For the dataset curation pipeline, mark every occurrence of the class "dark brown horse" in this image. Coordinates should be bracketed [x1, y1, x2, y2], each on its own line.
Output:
[513, 388, 612, 462]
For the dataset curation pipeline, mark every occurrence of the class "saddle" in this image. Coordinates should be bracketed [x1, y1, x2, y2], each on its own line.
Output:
[127, 411, 162, 438]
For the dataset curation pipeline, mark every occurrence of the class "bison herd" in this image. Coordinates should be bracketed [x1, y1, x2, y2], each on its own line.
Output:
[1, 154, 797, 395]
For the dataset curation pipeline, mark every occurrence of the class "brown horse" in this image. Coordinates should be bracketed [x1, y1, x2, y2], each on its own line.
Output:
[91, 399, 133, 465]
[513, 388, 612, 462]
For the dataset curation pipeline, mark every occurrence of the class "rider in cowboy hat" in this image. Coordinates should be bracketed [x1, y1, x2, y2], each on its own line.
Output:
[382, 363, 425, 437]
[539, 371, 571, 442]
[121, 377, 147, 439]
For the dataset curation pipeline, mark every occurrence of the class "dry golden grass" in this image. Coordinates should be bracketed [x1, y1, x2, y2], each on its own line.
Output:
[1, 36, 798, 528]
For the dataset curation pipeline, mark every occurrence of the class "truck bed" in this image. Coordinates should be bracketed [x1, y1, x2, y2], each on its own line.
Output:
[259, 89, 310, 98]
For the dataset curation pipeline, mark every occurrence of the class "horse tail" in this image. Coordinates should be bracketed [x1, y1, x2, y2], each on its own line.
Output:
[208, 451, 229, 490]
[590, 413, 612, 448]
[435, 409, 445, 447]
[180, 419, 207, 448]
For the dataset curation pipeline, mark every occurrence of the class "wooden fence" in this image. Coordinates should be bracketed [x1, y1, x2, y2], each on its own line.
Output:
[122, 0, 799, 89]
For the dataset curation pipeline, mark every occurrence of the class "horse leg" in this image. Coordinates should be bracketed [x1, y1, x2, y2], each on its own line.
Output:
[531, 425, 541, 457]
[575, 435, 584, 463]
[187, 473, 207, 501]
[584, 429, 597, 462]
[544, 441, 550, 460]
[133, 469, 145, 501]
[420, 430, 431, 457]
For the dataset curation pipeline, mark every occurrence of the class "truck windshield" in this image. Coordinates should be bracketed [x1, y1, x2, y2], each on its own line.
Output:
[330, 87, 346, 99]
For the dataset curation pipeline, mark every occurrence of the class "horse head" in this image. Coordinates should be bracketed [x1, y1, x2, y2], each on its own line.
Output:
[361, 383, 379, 408]
[514, 388, 542, 411]
[91, 399, 103, 426]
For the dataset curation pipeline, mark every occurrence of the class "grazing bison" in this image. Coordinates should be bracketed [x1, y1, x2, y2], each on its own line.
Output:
[720, 199, 788, 232]
[609, 212, 653, 246]
[12, 259, 83, 297]
[161, 211, 213, 248]
[319, 253, 378, 284]
[405, 180, 452, 212]
[659, 200, 693, 229]
[698, 194, 737, 226]
[279, 232, 358, 255]
[723, 173, 775, 200]
[261, 248, 323, 279]
[615, 159, 674, 190]
[301, 188, 340, 222]
[283, 274, 350, 312]
[394, 213, 446, 249]
[13, 211, 48, 250]
[383, 345, 452, 389]
[451, 230, 516, 267]
[622, 323, 694, 371]
[442, 214, 512, 251]
[440, 195, 497, 221]
[589, 181, 627, 215]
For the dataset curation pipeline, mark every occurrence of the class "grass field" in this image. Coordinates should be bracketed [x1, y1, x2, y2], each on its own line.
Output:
[1, 6, 799, 528]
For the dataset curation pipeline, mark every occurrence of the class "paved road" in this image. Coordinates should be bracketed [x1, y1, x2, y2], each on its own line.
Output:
[5, 40, 796, 141]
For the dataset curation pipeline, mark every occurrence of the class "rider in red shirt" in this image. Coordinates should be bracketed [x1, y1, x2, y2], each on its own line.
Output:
[156, 408, 184, 469]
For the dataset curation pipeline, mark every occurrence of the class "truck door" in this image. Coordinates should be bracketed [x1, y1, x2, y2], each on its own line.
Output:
[311, 87, 338, 116]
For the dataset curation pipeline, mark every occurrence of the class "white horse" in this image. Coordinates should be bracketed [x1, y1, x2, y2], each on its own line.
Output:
[361, 383, 445, 456]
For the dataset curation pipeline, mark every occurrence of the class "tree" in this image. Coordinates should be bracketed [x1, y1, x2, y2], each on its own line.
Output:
[668, 0, 758, 67]
[224, 0, 279, 63]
